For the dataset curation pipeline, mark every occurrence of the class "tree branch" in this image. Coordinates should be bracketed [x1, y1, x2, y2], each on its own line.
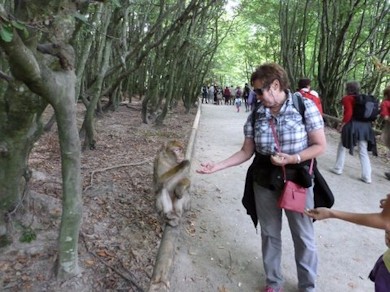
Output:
[37, 43, 75, 70]
[0, 70, 13, 82]
[83, 159, 152, 191]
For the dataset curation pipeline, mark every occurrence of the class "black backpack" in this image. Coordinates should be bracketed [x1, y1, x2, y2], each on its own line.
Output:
[352, 94, 379, 122]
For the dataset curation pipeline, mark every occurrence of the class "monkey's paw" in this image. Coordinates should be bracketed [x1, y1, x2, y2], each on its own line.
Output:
[166, 212, 180, 227]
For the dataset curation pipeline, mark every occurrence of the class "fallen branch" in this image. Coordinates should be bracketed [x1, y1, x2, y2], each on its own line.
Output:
[84, 159, 152, 192]
[80, 233, 144, 292]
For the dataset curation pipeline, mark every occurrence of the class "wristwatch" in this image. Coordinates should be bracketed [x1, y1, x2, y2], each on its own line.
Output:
[296, 154, 301, 164]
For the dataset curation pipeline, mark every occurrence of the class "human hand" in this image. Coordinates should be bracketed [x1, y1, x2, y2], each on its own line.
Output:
[304, 207, 332, 220]
[271, 153, 294, 166]
[196, 162, 217, 174]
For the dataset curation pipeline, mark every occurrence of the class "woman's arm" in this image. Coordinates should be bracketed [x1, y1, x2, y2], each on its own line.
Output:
[196, 137, 255, 174]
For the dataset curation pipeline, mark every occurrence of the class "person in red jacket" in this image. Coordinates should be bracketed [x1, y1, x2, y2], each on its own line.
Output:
[380, 86, 390, 180]
[330, 81, 377, 183]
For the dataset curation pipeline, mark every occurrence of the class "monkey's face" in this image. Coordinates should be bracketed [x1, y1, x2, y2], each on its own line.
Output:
[172, 146, 184, 163]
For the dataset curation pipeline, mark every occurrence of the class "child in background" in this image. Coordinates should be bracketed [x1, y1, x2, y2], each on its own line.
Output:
[234, 95, 242, 112]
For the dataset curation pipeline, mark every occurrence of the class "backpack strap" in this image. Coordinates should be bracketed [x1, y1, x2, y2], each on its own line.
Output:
[292, 92, 306, 123]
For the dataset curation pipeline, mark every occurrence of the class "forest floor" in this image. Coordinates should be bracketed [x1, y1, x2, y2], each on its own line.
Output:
[0, 99, 197, 292]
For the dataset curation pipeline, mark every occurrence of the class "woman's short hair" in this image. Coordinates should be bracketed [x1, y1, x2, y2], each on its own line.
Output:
[250, 63, 289, 90]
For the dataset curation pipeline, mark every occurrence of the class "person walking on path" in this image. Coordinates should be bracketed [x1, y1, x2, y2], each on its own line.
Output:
[197, 63, 326, 292]
[380, 86, 390, 180]
[234, 86, 242, 112]
[296, 78, 323, 115]
[305, 194, 390, 291]
[243, 83, 251, 112]
[330, 81, 377, 184]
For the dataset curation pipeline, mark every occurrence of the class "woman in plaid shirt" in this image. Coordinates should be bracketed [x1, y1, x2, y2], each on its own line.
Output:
[197, 63, 326, 292]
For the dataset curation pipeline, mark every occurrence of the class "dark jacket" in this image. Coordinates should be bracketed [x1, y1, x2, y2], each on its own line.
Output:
[341, 120, 377, 156]
[242, 153, 334, 228]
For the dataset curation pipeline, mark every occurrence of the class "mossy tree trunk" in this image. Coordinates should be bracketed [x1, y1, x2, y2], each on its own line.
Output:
[0, 82, 47, 245]
[0, 0, 98, 279]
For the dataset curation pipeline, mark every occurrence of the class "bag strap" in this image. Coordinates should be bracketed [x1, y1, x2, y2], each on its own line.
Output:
[269, 119, 313, 181]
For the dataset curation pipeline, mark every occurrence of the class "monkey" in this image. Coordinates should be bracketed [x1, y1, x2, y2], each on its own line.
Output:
[153, 140, 191, 227]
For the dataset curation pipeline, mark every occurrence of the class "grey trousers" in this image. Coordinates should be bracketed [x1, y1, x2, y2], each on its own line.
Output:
[333, 140, 372, 182]
[253, 182, 317, 292]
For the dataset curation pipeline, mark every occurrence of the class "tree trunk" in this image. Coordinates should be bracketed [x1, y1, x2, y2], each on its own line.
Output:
[51, 73, 82, 278]
[0, 1, 85, 279]
[0, 82, 46, 245]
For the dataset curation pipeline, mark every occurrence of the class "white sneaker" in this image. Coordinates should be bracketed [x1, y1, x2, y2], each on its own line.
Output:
[360, 177, 372, 184]
[330, 168, 342, 175]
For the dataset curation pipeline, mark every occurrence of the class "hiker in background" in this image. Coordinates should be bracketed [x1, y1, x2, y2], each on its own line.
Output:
[305, 194, 390, 291]
[216, 87, 224, 105]
[208, 84, 215, 104]
[247, 88, 256, 111]
[297, 78, 323, 115]
[223, 86, 231, 105]
[380, 85, 390, 180]
[197, 63, 326, 292]
[243, 83, 251, 112]
[201, 85, 208, 104]
[213, 85, 219, 104]
[234, 86, 242, 112]
[229, 85, 235, 105]
[330, 81, 377, 184]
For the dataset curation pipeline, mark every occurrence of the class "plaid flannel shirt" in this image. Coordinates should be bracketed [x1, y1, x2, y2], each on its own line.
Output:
[244, 91, 324, 155]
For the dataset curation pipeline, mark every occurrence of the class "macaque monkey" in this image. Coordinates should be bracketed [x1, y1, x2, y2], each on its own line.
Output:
[153, 140, 191, 226]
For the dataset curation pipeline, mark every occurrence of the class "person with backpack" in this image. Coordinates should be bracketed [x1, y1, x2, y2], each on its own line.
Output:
[197, 63, 326, 292]
[380, 86, 390, 180]
[201, 85, 208, 104]
[243, 83, 251, 112]
[223, 86, 231, 105]
[297, 78, 323, 115]
[234, 87, 242, 112]
[330, 81, 377, 184]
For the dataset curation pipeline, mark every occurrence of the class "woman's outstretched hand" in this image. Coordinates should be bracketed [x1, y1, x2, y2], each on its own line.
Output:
[196, 162, 217, 174]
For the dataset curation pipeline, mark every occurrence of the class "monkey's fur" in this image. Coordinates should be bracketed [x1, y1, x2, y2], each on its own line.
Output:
[153, 140, 191, 227]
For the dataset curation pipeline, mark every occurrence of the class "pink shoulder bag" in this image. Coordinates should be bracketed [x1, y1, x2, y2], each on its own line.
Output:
[270, 119, 313, 213]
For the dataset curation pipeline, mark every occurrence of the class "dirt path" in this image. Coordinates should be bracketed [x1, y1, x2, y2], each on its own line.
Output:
[169, 103, 389, 292]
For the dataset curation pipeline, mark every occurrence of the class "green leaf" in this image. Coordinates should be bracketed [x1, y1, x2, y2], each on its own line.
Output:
[11, 20, 25, 30]
[73, 12, 89, 24]
[111, 0, 121, 8]
[22, 27, 29, 38]
[0, 25, 13, 42]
